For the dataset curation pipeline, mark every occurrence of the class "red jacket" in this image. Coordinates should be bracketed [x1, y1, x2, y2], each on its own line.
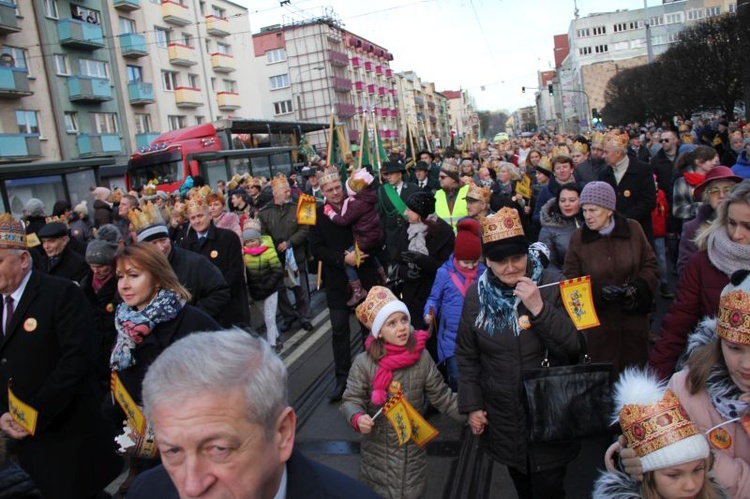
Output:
[651, 188, 668, 238]
[648, 250, 728, 380]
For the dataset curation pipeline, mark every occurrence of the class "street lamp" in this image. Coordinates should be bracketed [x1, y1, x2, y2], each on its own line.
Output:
[294, 66, 324, 121]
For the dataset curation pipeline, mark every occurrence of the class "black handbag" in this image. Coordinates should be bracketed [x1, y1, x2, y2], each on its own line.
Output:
[522, 334, 613, 443]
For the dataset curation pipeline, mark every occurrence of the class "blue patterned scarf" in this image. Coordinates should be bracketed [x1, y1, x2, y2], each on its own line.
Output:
[474, 251, 544, 336]
[110, 288, 184, 371]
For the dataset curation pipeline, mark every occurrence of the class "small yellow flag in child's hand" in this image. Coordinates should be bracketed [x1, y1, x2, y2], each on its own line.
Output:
[384, 392, 412, 446]
[8, 380, 37, 436]
[559, 276, 601, 330]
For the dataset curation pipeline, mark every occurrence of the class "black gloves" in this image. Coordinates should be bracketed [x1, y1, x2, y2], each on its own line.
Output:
[400, 250, 421, 263]
[601, 283, 642, 313]
[601, 284, 626, 303]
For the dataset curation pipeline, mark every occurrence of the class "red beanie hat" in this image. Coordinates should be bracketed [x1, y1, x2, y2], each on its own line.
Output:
[454, 218, 481, 261]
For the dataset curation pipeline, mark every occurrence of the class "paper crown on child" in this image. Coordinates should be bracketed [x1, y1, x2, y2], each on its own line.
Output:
[356, 286, 411, 338]
[271, 174, 290, 193]
[0, 213, 26, 250]
[242, 218, 261, 241]
[129, 202, 168, 242]
[464, 183, 490, 204]
[615, 369, 709, 473]
[717, 270, 750, 345]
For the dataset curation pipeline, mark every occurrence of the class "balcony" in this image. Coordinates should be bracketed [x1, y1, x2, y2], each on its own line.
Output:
[335, 102, 355, 117]
[332, 76, 351, 93]
[77, 134, 122, 157]
[119, 33, 147, 58]
[174, 87, 202, 107]
[0, 0, 20, 34]
[162, 1, 192, 26]
[414, 96, 424, 106]
[135, 132, 160, 149]
[168, 43, 197, 66]
[366, 84, 375, 95]
[385, 68, 393, 78]
[375, 65, 383, 75]
[380, 107, 389, 118]
[210, 53, 235, 73]
[68, 76, 112, 102]
[364, 61, 373, 72]
[0, 134, 41, 160]
[329, 49, 348, 67]
[127, 81, 154, 105]
[427, 101, 436, 110]
[217, 91, 240, 110]
[378, 86, 386, 96]
[351, 57, 361, 69]
[390, 108, 397, 118]
[113, 0, 140, 11]
[57, 19, 104, 50]
[354, 81, 364, 92]
[205, 15, 230, 37]
[0, 68, 32, 98]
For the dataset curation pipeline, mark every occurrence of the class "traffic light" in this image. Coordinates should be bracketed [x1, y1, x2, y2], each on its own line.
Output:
[548, 84, 554, 95]
[591, 108, 601, 123]
[521, 86, 526, 93]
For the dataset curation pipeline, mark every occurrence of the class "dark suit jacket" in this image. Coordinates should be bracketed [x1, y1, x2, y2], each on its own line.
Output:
[627, 145, 651, 164]
[180, 222, 249, 327]
[410, 177, 439, 196]
[599, 157, 657, 240]
[127, 449, 381, 499]
[36, 245, 90, 284]
[0, 271, 121, 498]
[377, 181, 418, 262]
[168, 246, 230, 320]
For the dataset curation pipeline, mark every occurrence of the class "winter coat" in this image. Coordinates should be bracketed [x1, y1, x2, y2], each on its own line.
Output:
[36, 244, 90, 285]
[627, 144, 650, 164]
[593, 469, 729, 499]
[456, 269, 581, 474]
[168, 246, 230, 320]
[648, 250, 727, 380]
[329, 186, 384, 253]
[243, 235, 284, 301]
[732, 151, 750, 178]
[424, 256, 487, 363]
[531, 177, 580, 225]
[538, 198, 583, 270]
[69, 217, 93, 243]
[341, 349, 463, 499]
[80, 274, 119, 394]
[257, 200, 309, 268]
[598, 157, 657, 240]
[564, 214, 659, 375]
[672, 168, 700, 221]
[650, 148, 677, 202]
[669, 352, 750, 496]
[213, 211, 242, 242]
[575, 158, 605, 186]
[93, 199, 113, 228]
[378, 181, 419, 262]
[677, 203, 714, 275]
[397, 218, 455, 329]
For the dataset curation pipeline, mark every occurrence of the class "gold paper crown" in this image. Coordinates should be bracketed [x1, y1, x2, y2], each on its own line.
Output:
[355, 285, 399, 332]
[128, 202, 165, 233]
[591, 131, 606, 145]
[619, 389, 699, 459]
[441, 158, 460, 175]
[539, 155, 552, 170]
[0, 213, 26, 250]
[142, 183, 157, 197]
[570, 141, 589, 154]
[44, 215, 69, 227]
[604, 131, 629, 149]
[186, 185, 211, 200]
[717, 287, 750, 345]
[185, 195, 208, 215]
[227, 174, 241, 191]
[465, 183, 490, 203]
[481, 207, 524, 244]
[550, 145, 570, 158]
[317, 168, 340, 186]
[271, 174, 290, 192]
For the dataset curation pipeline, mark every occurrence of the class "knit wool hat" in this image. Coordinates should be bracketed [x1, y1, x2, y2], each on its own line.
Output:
[24, 198, 45, 217]
[405, 191, 436, 219]
[85, 239, 117, 265]
[454, 218, 481, 261]
[614, 369, 710, 473]
[74, 201, 88, 216]
[580, 181, 616, 211]
[355, 286, 410, 338]
[96, 224, 123, 244]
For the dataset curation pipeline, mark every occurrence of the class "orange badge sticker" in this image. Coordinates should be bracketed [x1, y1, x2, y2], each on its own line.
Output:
[623, 190, 631, 198]
[106, 303, 115, 313]
[518, 314, 532, 330]
[23, 318, 37, 333]
[210, 250, 218, 259]
[708, 427, 732, 450]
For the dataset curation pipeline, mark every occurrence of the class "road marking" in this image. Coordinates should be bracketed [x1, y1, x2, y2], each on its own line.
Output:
[283, 309, 330, 367]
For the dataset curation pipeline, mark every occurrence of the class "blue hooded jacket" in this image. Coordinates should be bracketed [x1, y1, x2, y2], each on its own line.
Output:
[732, 151, 750, 179]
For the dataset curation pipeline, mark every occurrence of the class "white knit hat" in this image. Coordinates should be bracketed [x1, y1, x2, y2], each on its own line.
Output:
[614, 368, 710, 473]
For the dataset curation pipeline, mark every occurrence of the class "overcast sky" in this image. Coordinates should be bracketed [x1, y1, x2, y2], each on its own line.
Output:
[236, 0, 655, 113]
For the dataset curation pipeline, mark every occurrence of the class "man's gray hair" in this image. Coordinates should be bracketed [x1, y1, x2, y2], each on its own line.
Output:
[142, 328, 288, 438]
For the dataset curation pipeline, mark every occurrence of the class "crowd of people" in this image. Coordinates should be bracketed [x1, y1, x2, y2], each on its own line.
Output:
[1, 117, 750, 497]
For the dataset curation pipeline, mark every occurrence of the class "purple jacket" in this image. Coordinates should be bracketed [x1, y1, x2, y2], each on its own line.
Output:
[329, 186, 384, 252]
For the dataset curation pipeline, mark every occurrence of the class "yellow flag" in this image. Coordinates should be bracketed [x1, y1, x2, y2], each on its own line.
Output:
[515, 175, 532, 199]
[401, 395, 439, 447]
[354, 240, 361, 268]
[559, 276, 601, 330]
[25, 233, 40, 248]
[111, 371, 147, 435]
[384, 392, 411, 446]
[296, 194, 317, 225]
[8, 381, 37, 436]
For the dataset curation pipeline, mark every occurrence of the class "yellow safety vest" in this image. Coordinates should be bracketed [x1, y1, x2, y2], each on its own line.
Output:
[434, 184, 469, 233]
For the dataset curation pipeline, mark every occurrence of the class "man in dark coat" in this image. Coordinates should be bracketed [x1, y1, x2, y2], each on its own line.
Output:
[35, 221, 90, 284]
[418, 149, 440, 184]
[410, 161, 439, 194]
[181, 198, 249, 328]
[0, 215, 121, 498]
[599, 133, 657, 241]
[626, 133, 651, 164]
[377, 160, 419, 264]
[311, 170, 380, 402]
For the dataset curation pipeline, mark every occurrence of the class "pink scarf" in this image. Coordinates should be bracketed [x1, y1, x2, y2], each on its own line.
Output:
[243, 245, 268, 256]
[365, 330, 429, 405]
[92, 273, 113, 293]
[449, 257, 479, 296]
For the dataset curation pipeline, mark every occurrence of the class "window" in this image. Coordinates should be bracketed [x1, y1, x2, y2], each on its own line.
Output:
[195, 116, 205, 125]
[162, 70, 178, 91]
[665, 12, 684, 24]
[91, 112, 118, 134]
[119, 17, 136, 34]
[126, 65, 143, 83]
[211, 5, 225, 18]
[2, 47, 27, 73]
[269, 74, 289, 90]
[687, 9, 705, 21]
[706, 6, 721, 17]
[72, 5, 99, 24]
[217, 42, 231, 55]
[594, 44, 608, 54]
[730, 3, 736, 13]
[44, 0, 58, 18]
[579, 46, 591, 56]
[210, 77, 216, 91]
[576, 28, 590, 38]
[273, 100, 293, 116]
[182, 33, 193, 47]
[155, 27, 170, 48]
[54, 54, 69, 75]
[188, 73, 200, 88]
[134, 113, 152, 134]
[648, 16, 663, 26]
[266, 48, 287, 63]
[592, 26, 606, 35]
[16, 110, 40, 135]
[199, 1, 205, 15]
[612, 41, 629, 51]
[205, 39, 212, 54]
[79, 58, 107, 78]
[613, 23, 628, 33]
[168, 115, 187, 131]
[64, 112, 79, 133]
[223, 79, 236, 93]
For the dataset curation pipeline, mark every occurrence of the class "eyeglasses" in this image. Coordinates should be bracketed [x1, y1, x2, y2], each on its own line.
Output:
[660, 138, 671, 143]
[438, 174, 448, 179]
[706, 186, 734, 196]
